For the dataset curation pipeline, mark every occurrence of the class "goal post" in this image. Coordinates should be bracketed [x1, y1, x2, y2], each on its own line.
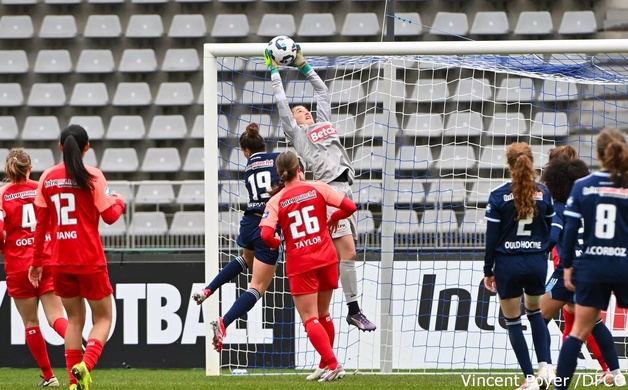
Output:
[203, 39, 628, 376]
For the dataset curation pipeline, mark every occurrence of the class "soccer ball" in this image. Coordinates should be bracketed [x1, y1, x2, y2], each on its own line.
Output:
[267, 35, 297, 66]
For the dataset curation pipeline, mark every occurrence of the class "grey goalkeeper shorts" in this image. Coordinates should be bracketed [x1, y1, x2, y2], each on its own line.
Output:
[327, 181, 358, 241]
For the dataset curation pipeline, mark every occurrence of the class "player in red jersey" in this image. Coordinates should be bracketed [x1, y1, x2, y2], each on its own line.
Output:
[0, 148, 68, 388]
[260, 151, 357, 382]
[28, 125, 125, 390]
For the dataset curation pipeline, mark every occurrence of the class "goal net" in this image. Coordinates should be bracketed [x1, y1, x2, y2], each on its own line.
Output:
[203, 40, 628, 375]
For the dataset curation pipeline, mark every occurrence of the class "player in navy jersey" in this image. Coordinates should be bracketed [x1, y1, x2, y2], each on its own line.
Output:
[192, 123, 282, 352]
[483, 142, 554, 390]
[554, 129, 628, 389]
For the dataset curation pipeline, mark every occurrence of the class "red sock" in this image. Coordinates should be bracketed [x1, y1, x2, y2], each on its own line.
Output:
[65, 349, 82, 385]
[562, 308, 575, 343]
[25, 327, 54, 381]
[586, 333, 610, 372]
[304, 317, 338, 371]
[52, 318, 68, 339]
[83, 338, 104, 372]
[318, 314, 335, 369]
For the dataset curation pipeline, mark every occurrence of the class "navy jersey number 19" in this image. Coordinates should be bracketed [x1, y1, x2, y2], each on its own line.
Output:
[247, 171, 272, 201]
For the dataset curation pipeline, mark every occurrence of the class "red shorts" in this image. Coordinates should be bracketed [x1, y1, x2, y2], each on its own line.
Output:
[289, 262, 339, 296]
[6, 268, 54, 299]
[52, 269, 113, 300]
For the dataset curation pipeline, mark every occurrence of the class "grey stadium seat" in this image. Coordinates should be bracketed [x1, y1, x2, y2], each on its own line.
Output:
[28, 83, 66, 107]
[22, 116, 60, 141]
[352, 146, 386, 172]
[0, 116, 18, 140]
[393, 210, 420, 235]
[88, 0, 124, 3]
[113, 82, 152, 106]
[135, 182, 175, 204]
[99, 217, 127, 237]
[443, 111, 483, 137]
[241, 80, 274, 105]
[461, 207, 488, 236]
[530, 112, 569, 139]
[402, 113, 444, 138]
[45, 0, 82, 4]
[478, 145, 508, 170]
[0, 84, 24, 106]
[70, 83, 109, 106]
[341, 13, 380, 37]
[218, 211, 242, 238]
[119, 49, 157, 73]
[0, 50, 28, 73]
[108, 180, 134, 202]
[190, 115, 205, 139]
[80, 148, 98, 167]
[129, 212, 168, 236]
[514, 11, 553, 35]
[84, 15, 122, 38]
[106, 116, 145, 140]
[68, 116, 105, 140]
[356, 210, 376, 235]
[334, 113, 357, 138]
[470, 12, 509, 35]
[495, 78, 535, 102]
[559, 11, 597, 35]
[297, 13, 337, 37]
[540, 80, 579, 102]
[177, 181, 204, 205]
[141, 148, 182, 172]
[168, 14, 207, 38]
[226, 149, 246, 172]
[361, 112, 400, 138]
[25, 149, 55, 172]
[0, 150, 7, 167]
[430, 13, 469, 36]
[170, 211, 205, 235]
[132, 0, 168, 3]
[257, 14, 296, 37]
[395, 13, 422, 37]
[486, 112, 528, 137]
[39, 15, 77, 39]
[467, 180, 502, 206]
[126, 15, 164, 38]
[531, 144, 556, 170]
[352, 180, 383, 205]
[2, 0, 37, 4]
[76, 50, 115, 73]
[236, 113, 275, 138]
[0, 16, 34, 39]
[406, 79, 449, 102]
[420, 209, 458, 234]
[396, 145, 432, 172]
[148, 115, 187, 139]
[219, 181, 248, 205]
[454, 78, 492, 102]
[183, 147, 205, 172]
[162, 49, 200, 72]
[211, 14, 249, 38]
[286, 80, 315, 104]
[434, 144, 477, 171]
[367, 79, 406, 104]
[100, 148, 140, 172]
[155, 82, 194, 106]
[328, 79, 365, 104]
[34, 50, 72, 74]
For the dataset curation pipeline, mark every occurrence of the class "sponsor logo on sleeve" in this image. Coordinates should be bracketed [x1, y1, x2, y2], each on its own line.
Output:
[105, 187, 112, 197]
[262, 211, 269, 219]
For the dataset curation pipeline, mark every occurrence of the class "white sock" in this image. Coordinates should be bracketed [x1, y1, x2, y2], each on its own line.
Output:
[538, 362, 547, 369]
[339, 259, 358, 303]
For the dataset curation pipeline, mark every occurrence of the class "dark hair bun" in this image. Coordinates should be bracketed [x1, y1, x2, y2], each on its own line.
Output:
[245, 123, 260, 137]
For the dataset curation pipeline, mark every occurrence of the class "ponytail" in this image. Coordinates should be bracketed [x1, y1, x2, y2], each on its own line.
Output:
[60, 124, 95, 191]
[506, 143, 538, 220]
[597, 128, 628, 187]
[4, 148, 31, 184]
[269, 151, 300, 197]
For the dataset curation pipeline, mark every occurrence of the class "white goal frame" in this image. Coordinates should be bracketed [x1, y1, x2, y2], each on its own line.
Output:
[203, 39, 628, 376]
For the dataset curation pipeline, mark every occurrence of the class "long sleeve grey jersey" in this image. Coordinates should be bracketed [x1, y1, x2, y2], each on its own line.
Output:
[270, 69, 355, 185]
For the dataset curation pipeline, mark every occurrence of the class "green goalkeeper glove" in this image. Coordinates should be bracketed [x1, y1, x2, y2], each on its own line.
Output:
[263, 48, 279, 74]
[291, 44, 312, 75]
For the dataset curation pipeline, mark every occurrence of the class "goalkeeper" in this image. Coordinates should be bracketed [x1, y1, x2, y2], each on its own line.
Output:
[264, 46, 376, 338]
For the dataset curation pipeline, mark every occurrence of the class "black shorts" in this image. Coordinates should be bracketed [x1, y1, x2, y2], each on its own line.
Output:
[494, 253, 547, 300]
[237, 214, 280, 265]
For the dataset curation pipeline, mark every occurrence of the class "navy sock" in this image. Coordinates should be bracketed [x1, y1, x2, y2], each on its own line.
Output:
[555, 335, 583, 390]
[223, 288, 261, 329]
[505, 316, 534, 377]
[591, 319, 620, 371]
[543, 317, 553, 364]
[207, 256, 247, 293]
[527, 308, 549, 364]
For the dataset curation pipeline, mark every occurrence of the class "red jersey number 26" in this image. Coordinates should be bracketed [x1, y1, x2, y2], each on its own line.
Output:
[51, 193, 77, 226]
[287, 205, 320, 239]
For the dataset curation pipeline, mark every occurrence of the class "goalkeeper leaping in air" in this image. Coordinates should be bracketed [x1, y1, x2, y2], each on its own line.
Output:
[264, 45, 376, 338]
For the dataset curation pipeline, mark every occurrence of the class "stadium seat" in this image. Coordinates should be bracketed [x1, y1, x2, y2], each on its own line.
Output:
[99, 217, 127, 237]
[0, 149, 7, 166]
[81, 148, 98, 167]
[1, 0, 37, 4]
[218, 211, 242, 239]
[466, 179, 502, 206]
[470, 12, 509, 36]
[83, 15, 122, 38]
[351, 180, 383, 205]
[126, 15, 164, 38]
[495, 78, 535, 102]
[461, 207, 488, 236]
[257, 14, 296, 37]
[70, 83, 109, 106]
[183, 148, 205, 172]
[176, 0, 211, 3]
[25, 149, 55, 172]
[559, 11, 597, 35]
[113, 82, 152, 106]
[531, 144, 556, 169]
[177, 181, 204, 205]
[396, 145, 432, 172]
[530, 112, 569, 139]
[211, 14, 249, 38]
[162, 49, 200, 72]
[241, 80, 275, 105]
[28, 83, 66, 107]
[443, 111, 483, 137]
[420, 209, 458, 234]
[217, 57, 246, 72]
[356, 210, 376, 235]
[88, 0, 124, 3]
[430, 13, 468, 36]
[402, 113, 444, 138]
[424, 179, 467, 206]
[0, 16, 34, 39]
[540, 80, 579, 102]
[361, 112, 400, 138]
[434, 144, 477, 171]
[406, 79, 449, 102]
[478, 145, 508, 170]
[119, 49, 157, 73]
[155, 82, 194, 106]
[218, 81, 236, 105]
[329, 79, 365, 104]
[100, 148, 140, 172]
[76, 50, 115, 73]
[0, 116, 18, 140]
[108, 180, 134, 202]
[394, 12, 422, 37]
[189, 115, 206, 139]
[393, 209, 420, 235]
[148, 115, 187, 139]
[197, 87, 204, 105]
[514, 11, 553, 36]
[286, 80, 315, 104]
[0, 50, 28, 73]
[486, 112, 528, 137]
[367, 79, 405, 104]
[34, 50, 72, 73]
[297, 14, 337, 37]
[39, 15, 77, 39]
[135, 182, 175, 204]
[68, 116, 105, 140]
[227, 149, 246, 172]
[132, 0, 168, 3]
[168, 14, 207, 38]
[170, 211, 205, 235]
[341, 13, 380, 37]
[129, 212, 168, 236]
[333, 113, 357, 138]
[45, 0, 82, 4]
[219, 180, 248, 205]
[0, 84, 24, 106]
[106, 116, 145, 140]
[22, 116, 60, 141]
[352, 145, 386, 172]
[235, 113, 275, 139]
[454, 78, 492, 102]
[141, 148, 182, 172]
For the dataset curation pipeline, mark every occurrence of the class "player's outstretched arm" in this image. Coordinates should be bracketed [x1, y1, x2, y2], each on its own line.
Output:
[292, 45, 332, 123]
[264, 48, 299, 141]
